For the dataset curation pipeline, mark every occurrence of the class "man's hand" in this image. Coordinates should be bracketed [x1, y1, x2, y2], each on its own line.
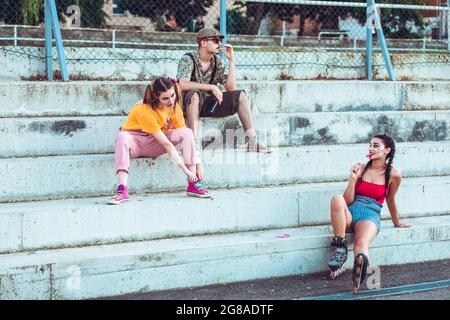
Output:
[222, 44, 234, 62]
[210, 85, 223, 104]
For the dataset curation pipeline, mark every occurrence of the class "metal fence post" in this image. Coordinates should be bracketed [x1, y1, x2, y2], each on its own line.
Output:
[45, 0, 53, 80]
[48, 0, 69, 81]
[45, 0, 69, 81]
[13, 25, 18, 46]
[366, 0, 373, 80]
[368, 0, 396, 81]
[220, 0, 227, 45]
[448, 0, 450, 52]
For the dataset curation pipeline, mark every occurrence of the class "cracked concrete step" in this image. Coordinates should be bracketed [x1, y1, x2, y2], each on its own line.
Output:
[0, 215, 449, 299]
[2, 110, 449, 157]
[1, 142, 450, 203]
[1, 81, 449, 118]
[0, 176, 449, 254]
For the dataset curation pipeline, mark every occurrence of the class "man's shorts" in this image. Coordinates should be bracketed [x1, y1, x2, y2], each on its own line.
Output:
[183, 89, 244, 118]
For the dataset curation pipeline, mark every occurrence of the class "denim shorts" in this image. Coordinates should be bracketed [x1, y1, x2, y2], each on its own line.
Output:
[348, 195, 382, 233]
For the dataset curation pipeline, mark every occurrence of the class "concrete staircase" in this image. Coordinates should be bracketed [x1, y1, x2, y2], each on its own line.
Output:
[0, 81, 449, 299]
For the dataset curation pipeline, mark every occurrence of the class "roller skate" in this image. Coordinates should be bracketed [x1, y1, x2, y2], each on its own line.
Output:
[327, 236, 348, 280]
[352, 252, 369, 294]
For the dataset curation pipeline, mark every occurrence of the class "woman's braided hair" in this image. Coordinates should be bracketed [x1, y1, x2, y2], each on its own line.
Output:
[360, 134, 396, 196]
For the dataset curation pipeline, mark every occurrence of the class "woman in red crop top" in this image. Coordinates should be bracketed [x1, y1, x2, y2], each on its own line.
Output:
[327, 134, 412, 294]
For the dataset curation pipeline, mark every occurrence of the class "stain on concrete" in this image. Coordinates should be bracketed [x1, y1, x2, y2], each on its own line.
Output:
[90, 86, 110, 101]
[341, 104, 395, 112]
[408, 120, 436, 142]
[436, 121, 448, 141]
[290, 117, 311, 130]
[363, 115, 403, 142]
[28, 120, 86, 137]
[139, 253, 162, 263]
[302, 127, 338, 145]
[52, 120, 86, 135]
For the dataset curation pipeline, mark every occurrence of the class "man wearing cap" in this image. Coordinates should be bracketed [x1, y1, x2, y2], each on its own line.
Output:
[177, 28, 269, 153]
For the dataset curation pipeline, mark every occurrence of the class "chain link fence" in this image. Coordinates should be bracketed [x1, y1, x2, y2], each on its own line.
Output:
[0, 0, 449, 80]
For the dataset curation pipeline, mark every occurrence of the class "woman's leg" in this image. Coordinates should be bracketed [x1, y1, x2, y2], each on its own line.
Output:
[166, 128, 200, 176]
[328, 195, 352, 278]
[352, 221, 378, 292]
[110, 131, 141, 204]
[114, 131, 137, 185]
[117, 170, 128, 186]
[330, 195, 353, 237]
[353, 221, 378, 257]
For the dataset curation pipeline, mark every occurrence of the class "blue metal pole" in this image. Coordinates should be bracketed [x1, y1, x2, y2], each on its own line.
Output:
[447, 0, 450, 52]
[45, 0, 53, 81]
[220, 0, 227, 45]
[48, 0, 69, 81]
[366, 0, 373, 80]
[368, 0, 395, 80]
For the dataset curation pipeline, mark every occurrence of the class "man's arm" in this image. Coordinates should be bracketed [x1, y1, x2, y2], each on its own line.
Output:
[223, 44, 236, 91]
[176, 54, 210, 91]
[178, 77, 214, 92]
[179, 78, 223, 104]
[177, 54, 223, 103]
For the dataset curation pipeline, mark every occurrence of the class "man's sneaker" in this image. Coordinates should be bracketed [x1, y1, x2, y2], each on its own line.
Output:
[108, 184, 129, 205]
[186, 180, 211, 198]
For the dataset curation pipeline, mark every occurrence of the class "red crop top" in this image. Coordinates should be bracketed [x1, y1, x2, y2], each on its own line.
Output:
[355, 180, 389, 205]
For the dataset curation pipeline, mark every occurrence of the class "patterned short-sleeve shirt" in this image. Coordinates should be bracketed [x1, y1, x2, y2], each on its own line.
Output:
[176, 51, 228, 86]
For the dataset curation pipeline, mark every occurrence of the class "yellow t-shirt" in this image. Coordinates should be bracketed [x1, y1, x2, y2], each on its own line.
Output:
[120, 103, 186, 134]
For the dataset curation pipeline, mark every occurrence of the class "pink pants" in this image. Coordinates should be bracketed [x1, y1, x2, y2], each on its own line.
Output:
[114, 128, 200, 174]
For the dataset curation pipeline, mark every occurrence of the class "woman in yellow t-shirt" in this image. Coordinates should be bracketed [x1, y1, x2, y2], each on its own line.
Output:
[108, 77, 210, 204]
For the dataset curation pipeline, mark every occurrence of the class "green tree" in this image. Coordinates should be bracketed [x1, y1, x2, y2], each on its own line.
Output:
[215, 7, 249, 35]
[0, 0, 107, 28]
[20, 0, 42, 25]
[0, 0, 39, 25]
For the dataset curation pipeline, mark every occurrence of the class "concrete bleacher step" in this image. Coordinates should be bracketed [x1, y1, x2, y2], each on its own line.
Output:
[0, 176, 449, 255]
[2, 142, 450, 203]
[0, 81, 449, 118]
[2, 110, 449, 157]
[0, 215, 449, 299]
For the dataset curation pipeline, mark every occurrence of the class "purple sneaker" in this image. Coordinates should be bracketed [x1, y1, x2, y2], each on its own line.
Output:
[186, 180, 211, 198]
[108, 184, 129, 205]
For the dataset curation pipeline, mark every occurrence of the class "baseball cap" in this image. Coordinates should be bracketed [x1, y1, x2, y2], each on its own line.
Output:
[197, 28, 225, 41]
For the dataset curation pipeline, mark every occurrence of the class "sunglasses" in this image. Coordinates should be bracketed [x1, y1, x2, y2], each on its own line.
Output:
[203, 37, 222, 44]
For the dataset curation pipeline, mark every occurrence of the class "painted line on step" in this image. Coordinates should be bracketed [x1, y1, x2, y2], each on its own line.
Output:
[296, 279, 450, 300]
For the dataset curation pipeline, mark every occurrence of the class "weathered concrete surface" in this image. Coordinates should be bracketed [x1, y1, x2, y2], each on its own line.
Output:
[1, 111, 448, 157]
[1, 46, 450, 81]
[1, 142, 449, 203]
[1, 81, 450, 118]
[0, 216, 448, 299]
[0, 176, 448, 254]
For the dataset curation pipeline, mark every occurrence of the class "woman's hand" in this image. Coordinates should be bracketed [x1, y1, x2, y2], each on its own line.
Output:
[184, 168, 198, 183]
[394, 222, 412, 228]
[196, 163, 205, 181]
[350, 163, 364, 182]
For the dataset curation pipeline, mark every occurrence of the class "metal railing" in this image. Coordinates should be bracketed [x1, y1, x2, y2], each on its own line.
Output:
[0, 0, 449, 80]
